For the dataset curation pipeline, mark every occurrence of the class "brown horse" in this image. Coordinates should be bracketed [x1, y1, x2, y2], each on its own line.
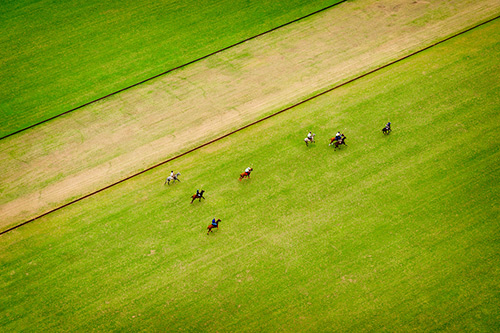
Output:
[191, 190, 205, 204]
[207, 219, 221, 235]
[330, 135, 347, 150]
[239, 168, 253, 181]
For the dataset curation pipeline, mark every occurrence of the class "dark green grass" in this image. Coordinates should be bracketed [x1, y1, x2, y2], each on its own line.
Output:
[1, 19, 499, 331]
[0, 0, 343, 137]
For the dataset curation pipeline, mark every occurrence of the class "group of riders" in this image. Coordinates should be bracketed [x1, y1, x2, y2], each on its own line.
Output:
[305, 130, 346, 147]
[305, 122, 391, 147]
[329, 131, 346, 146]
[171, 122, 391, 234]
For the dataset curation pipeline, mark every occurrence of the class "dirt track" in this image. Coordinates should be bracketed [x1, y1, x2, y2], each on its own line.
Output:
[1, 0, 499, 230]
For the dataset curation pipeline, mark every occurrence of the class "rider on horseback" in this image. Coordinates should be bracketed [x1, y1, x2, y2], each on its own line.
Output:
[239, 167, 253, 180]
[307, 131, 313, 141]
[191, 189, 205, 203]
[170, 170, 180, 180]
[207, 218, 221, 234]
[207, 217, 221, 235]
[382, 122, 391, 134]
[335, 132, 342, 141]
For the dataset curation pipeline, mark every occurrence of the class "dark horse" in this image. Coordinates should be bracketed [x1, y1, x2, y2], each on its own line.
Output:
[329, 135, 347, 150]
[239, 168, 253, 181]
[382, 122, 391, 134]
[191, 190, 206, 204]
[207, 219, 221, 235]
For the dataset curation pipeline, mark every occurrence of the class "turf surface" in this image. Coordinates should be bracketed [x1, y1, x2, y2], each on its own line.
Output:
[1, 17, 498, 331]
[3, 0, 498, 230]
[0, 0, 343, 138]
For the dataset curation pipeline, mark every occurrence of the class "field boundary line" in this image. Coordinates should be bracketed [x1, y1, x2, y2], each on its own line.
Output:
[1, 14, 498, 236]
[0, 1, 348, 141]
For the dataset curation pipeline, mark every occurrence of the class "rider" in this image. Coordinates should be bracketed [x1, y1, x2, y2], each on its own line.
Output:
[170, 171, 174, 178]
[196, 189, 201, 197]
[212, 218, 220, 227]
[386, 122, 391, 129]
[307, 131, 313, 141]
[335, 132, 342, 141]
[245, 167, 252, 175]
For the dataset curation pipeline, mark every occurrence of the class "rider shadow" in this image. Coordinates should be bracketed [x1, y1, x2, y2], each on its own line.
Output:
[304, 141, 317, 149]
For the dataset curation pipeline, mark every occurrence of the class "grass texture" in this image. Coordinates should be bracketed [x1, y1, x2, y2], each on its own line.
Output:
[0, 0, 343, 137]
[0, 18, 499, 332]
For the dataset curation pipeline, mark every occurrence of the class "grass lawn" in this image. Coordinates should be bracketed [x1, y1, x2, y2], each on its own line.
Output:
[2, 0, 498, 230]
[0, 15, 499, 332]
[0, 0, 343, 137]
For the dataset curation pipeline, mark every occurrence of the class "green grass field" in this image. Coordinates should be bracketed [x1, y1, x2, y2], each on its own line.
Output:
[5, 0, 497, 231]
[1, 17, 498, 331]
[0, 0, 343, 137]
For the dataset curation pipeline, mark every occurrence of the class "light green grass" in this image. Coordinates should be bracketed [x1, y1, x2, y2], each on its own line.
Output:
[1, 19, 499, 331]
[0, 0, 343, 137]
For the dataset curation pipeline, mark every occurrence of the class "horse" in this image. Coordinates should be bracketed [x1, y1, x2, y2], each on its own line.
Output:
[304, 133, 316, 146]
[164, 172, 181, 185]
[382, 126, 391, 135]
[330, 136, 347, 150]
[191, 190, 206, 204]
[239, 168, 253, 181]
[207, 219, 221, 235]
[329, 136, 340, 146]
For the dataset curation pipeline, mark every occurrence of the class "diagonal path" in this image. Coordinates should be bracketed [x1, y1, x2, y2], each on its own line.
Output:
[1, 0, 499, 231]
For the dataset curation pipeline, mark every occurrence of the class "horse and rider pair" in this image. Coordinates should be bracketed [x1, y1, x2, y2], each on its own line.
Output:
[239, 167, 253, 181]
[304, 131, 316, 146]
[207, 218, 221, 235]
[328, 131, 347, 150]
[382, 122, 391, 134]
[164, 171, 181, 185]
[191, 189, 206, 203]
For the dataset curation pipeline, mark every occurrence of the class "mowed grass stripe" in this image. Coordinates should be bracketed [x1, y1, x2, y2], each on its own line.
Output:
[2, 14, 498, 235]
[1, 19, 498, 331]
[0, 0, 345, 139]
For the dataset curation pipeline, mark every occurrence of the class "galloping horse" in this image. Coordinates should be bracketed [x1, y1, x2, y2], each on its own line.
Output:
[239, 168, 253, 181]
[191, 190, 206, 203]
[207, 219, 221, 235]
[304, 133, 316, 146]
[382, 125, 391, 135]
[329, 135, 347, 150]
[164, 172, 181, 185]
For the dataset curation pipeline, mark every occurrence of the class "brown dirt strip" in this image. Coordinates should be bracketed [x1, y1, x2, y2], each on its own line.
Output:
[0, 1, 348, 141]
[1, 0, 499, 232]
